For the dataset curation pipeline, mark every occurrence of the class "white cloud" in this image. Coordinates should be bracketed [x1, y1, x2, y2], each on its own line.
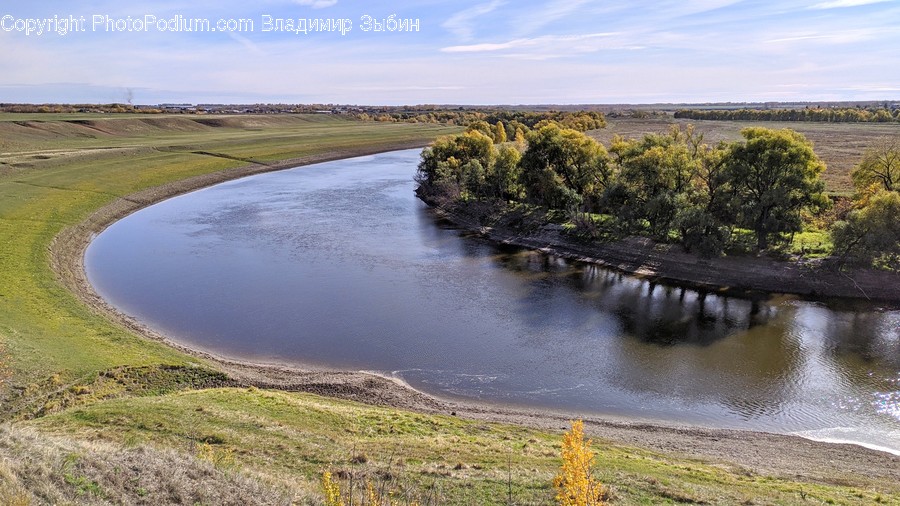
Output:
[441, 32, 630, 59]
[293, 0, 337, 8]
[652, 0, 746, 17]
[442, 38, 535, 53]
[442, 0, 506, 40]
[810, 0, 894, 9]
[764, 28, 883, 44]
[514, 0, 593, 35]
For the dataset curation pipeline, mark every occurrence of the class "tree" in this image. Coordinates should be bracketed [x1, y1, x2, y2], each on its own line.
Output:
[416, 131, 496, 198]
[520, 124, 612, 211]
[487, 145, 524, 200]
[514, 128, 527, 150]
[558, 112, 607, 132]
[465, 120, 494, 139]
[832, 190, 900, 270]
[851, 138, 900, 194]
[676, 139, 732, 256]
[608, 128, 699, 239]
[493, 120, 508, 144]
[721, 128, 827, 250]
[554, 420, 605, 506]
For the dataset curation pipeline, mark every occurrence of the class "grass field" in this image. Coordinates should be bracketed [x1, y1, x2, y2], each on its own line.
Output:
[1, 114, 897, 504]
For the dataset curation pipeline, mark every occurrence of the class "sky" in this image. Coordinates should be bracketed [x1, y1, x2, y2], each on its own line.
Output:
[1, 0, 899, 105]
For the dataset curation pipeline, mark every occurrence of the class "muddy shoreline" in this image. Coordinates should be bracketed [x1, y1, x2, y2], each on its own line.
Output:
[423, 197, 900, 304]
[49, 144, 900, 490]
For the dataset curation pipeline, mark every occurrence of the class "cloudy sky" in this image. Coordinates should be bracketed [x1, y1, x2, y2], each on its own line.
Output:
[1, 0, 899, 104]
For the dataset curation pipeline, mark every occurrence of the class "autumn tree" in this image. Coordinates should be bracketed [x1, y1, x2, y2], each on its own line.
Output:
[465, 120, 494, 139]
[493, 120, 508, 144]
[558, 111, 607, 132]
[721, 128, 827, 250]
[554, 420, 605, 506]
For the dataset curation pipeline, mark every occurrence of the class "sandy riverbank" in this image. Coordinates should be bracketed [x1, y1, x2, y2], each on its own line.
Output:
[49, 145, 900, 491]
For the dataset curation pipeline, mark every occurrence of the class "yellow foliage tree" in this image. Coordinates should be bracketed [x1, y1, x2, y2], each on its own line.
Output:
[321, 471, 344, 506]
[554, 420, 605, 506]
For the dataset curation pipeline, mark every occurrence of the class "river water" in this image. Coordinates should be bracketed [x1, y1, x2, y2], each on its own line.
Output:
[86, 149, 900, 454]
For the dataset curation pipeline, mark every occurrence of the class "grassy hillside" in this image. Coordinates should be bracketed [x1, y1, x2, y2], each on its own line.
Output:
[0, 114, 897, 504]
[8, 388, 892, 505]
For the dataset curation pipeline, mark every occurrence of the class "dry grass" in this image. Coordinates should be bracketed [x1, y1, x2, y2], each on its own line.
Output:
[0, 424, 299, 505]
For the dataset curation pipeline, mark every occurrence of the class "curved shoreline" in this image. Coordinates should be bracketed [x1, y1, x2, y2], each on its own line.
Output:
[49, 145, 900, 488]
[423, 197, 900, 304]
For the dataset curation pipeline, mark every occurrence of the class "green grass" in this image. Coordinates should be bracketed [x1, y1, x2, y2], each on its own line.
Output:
[788, 229, 835, 258]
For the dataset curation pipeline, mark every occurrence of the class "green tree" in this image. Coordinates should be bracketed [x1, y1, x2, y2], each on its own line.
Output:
[520, 124, 612, 211]
[416, 131, 496, 198]
[832, 190, 900, 270]
[851, 139, 900, 194]
[721, 128, 827, 250]
[675, 141, 732, 256]
[487, 145, 524, 200]
[608, 128, 698, 239]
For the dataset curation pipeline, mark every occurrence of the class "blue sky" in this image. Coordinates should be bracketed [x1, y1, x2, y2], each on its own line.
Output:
[1, 0, 899, 104]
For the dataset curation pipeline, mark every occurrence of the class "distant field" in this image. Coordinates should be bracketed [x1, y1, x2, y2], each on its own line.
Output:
[592, 117, 900, 194]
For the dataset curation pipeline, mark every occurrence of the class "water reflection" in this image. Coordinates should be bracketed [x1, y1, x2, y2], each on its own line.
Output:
[494, 249, 776, 347]
[470, 244, 807, 422]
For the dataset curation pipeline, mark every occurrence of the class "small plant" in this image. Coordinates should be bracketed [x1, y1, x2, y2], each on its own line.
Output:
[61, 454, 103, 498]
[321, 469, 427, 506]
[321, 471, 343, 506]
[554, 420, 605, 506]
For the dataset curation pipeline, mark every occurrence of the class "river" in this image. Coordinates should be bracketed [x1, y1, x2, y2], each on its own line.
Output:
[85, 148, 900, 454]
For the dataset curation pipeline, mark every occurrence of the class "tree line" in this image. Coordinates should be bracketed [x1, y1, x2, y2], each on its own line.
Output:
[366, 109, 606, 130]
[675, 107, 900, 123]
[418, 120, 900, 269]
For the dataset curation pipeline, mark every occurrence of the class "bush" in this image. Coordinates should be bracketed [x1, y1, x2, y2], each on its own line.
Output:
[554, 420, 605, 506]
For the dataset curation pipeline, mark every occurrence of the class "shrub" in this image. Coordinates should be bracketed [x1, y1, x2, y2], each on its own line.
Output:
[554, 420, 605, 506]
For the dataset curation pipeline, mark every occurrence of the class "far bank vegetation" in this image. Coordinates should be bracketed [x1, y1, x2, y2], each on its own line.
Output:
[416, 115, 900, 270]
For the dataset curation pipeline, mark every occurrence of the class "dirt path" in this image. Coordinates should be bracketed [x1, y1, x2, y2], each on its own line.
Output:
[49, 145, 900, 492]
